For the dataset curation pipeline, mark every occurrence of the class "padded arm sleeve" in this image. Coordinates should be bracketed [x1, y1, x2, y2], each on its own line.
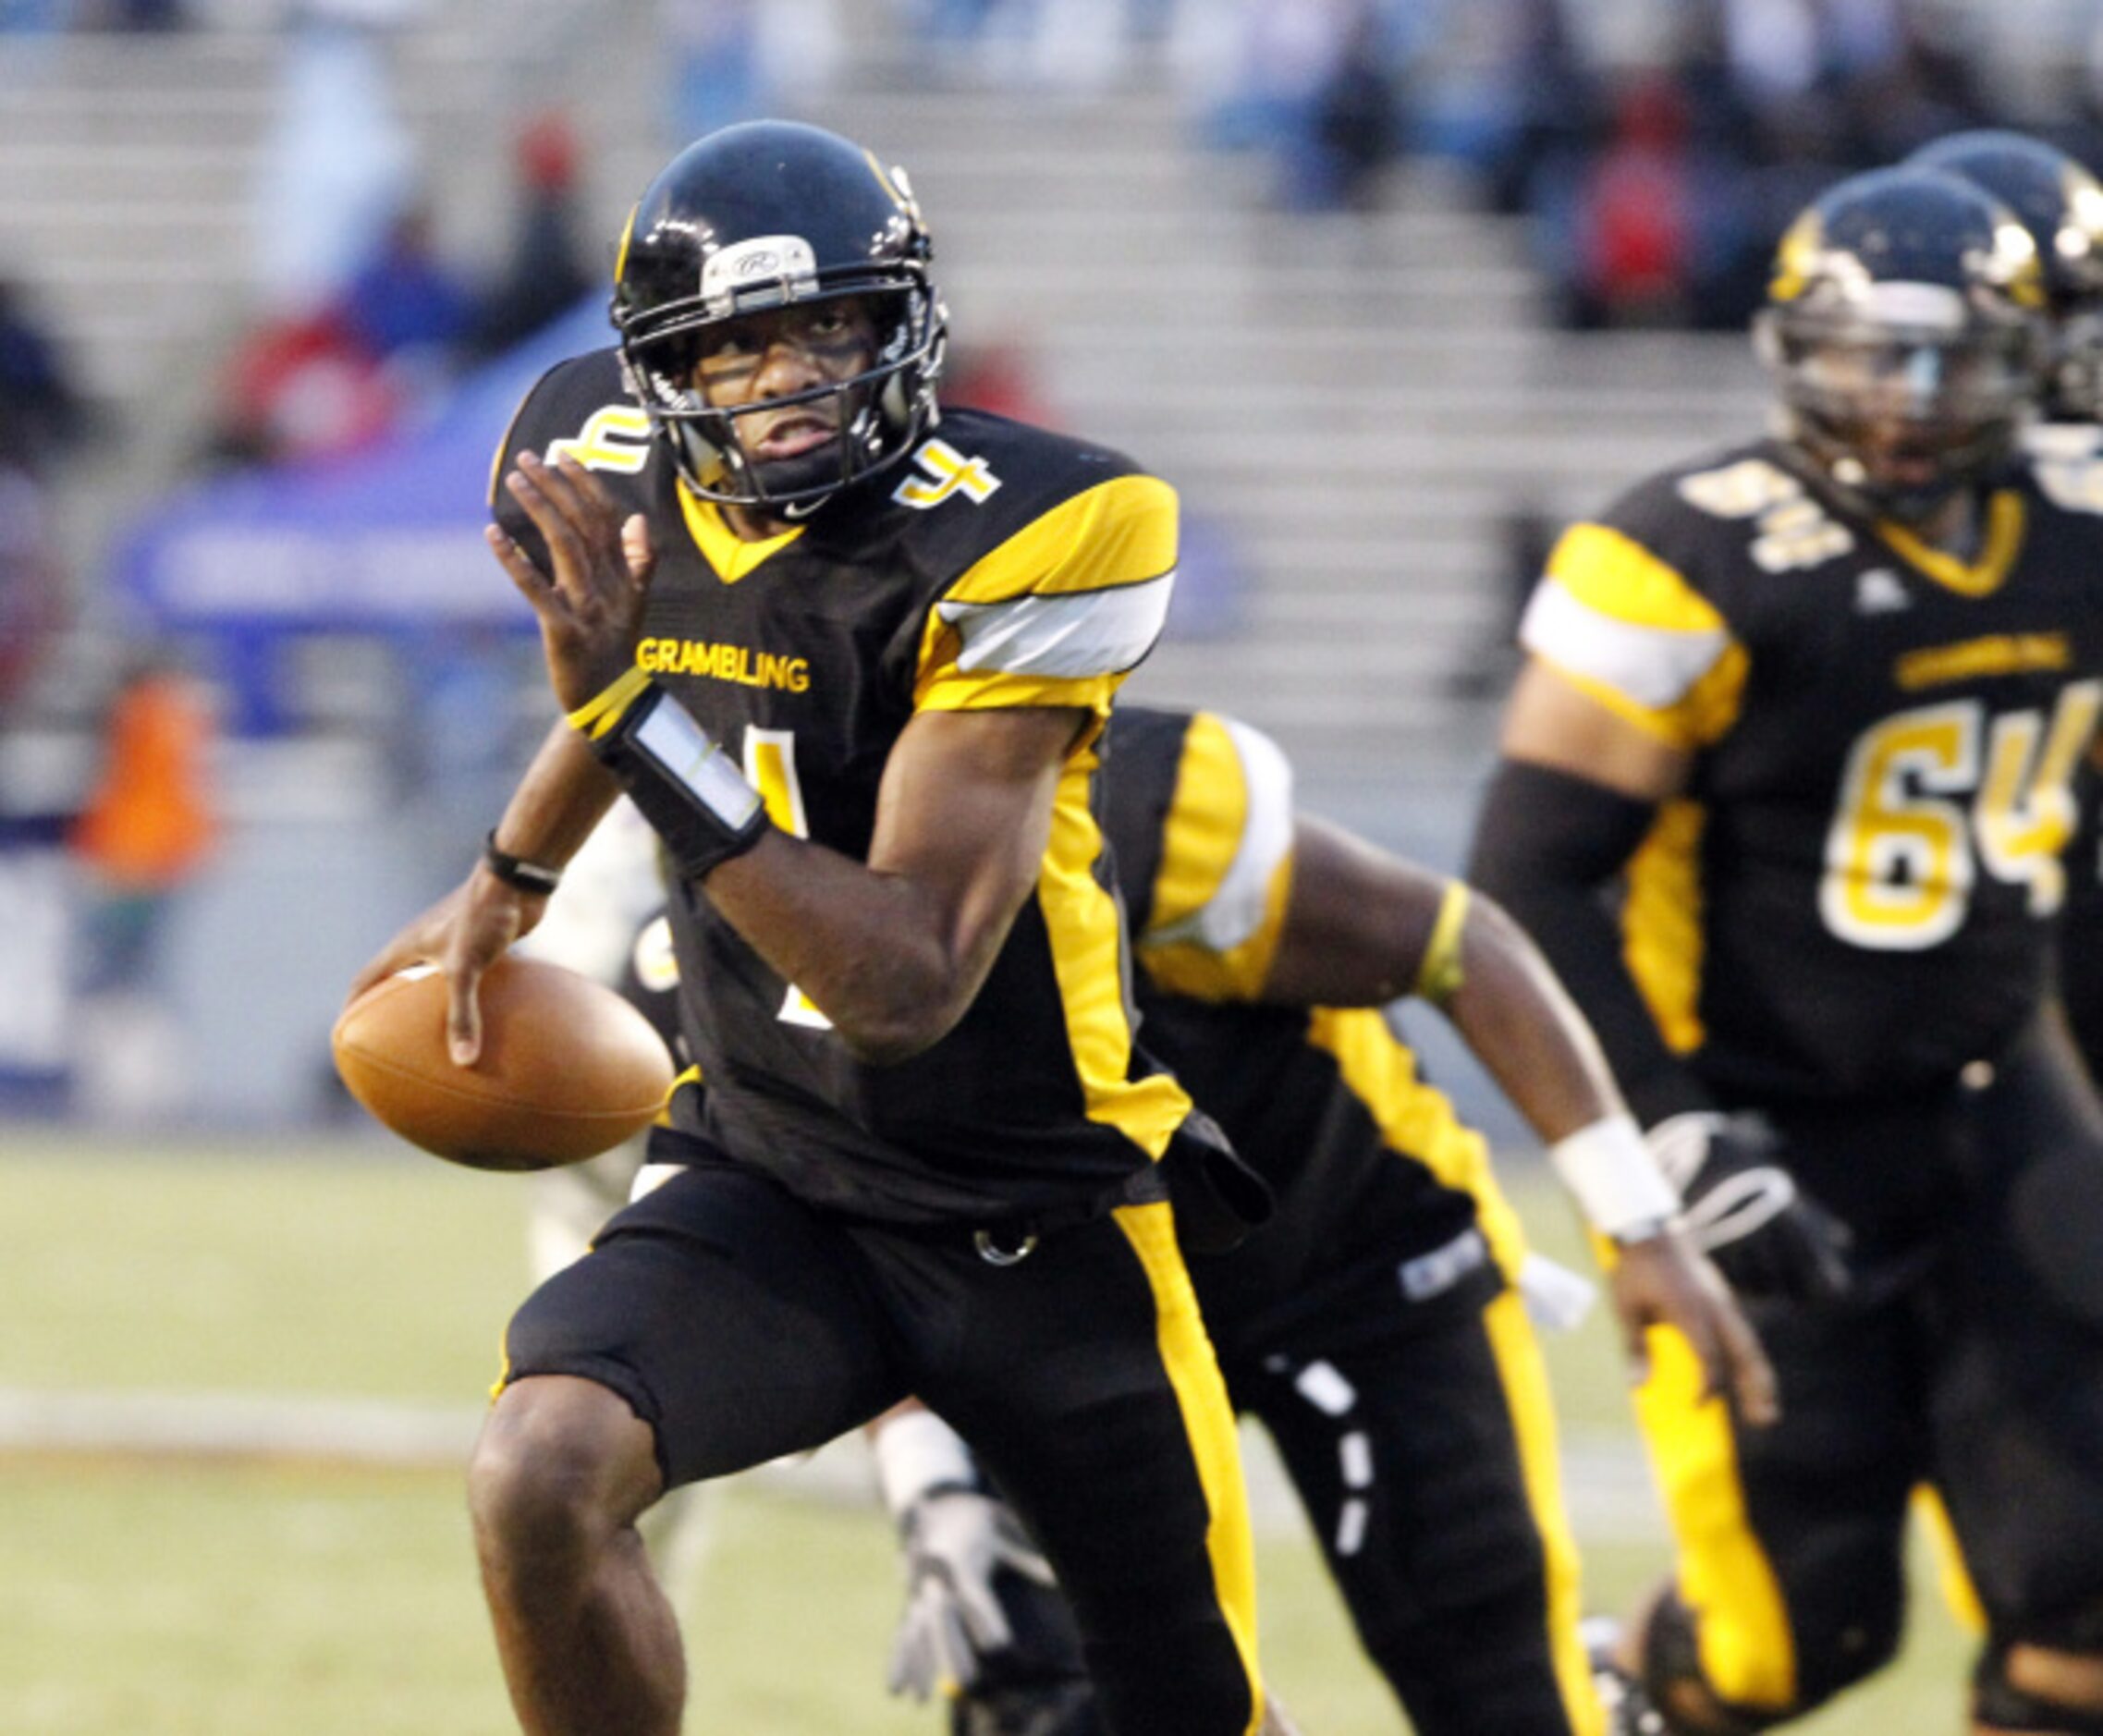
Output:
[1465, 758, 1717, 1127]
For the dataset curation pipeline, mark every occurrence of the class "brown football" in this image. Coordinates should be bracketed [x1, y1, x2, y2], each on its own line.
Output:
[331, 955, 676, 1171]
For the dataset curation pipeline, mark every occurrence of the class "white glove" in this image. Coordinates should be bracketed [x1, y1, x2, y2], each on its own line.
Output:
[886, 1487, 1058, 1701]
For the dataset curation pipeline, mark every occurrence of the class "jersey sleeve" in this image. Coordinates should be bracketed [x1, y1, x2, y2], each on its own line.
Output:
[487, 349, 650, 555]
[911, 473, 1179, 721]
[1134, 710, 1297, 1003]
[1518, 488, 1750, 751]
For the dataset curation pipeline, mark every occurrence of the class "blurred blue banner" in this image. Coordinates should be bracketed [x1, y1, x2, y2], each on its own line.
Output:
[114, 298, 612, 729]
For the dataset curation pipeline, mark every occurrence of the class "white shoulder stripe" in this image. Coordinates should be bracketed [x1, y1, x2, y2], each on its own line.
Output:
[1146, 715, 1295, 955]
[937, 572, 1175, 679]
[1519, 580, 1730, 711]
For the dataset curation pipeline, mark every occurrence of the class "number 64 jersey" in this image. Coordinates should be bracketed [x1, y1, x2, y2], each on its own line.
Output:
[1520, 436, 2103, 1106]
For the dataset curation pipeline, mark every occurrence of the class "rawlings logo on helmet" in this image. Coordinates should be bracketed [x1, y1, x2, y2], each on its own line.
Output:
[701, 235, 819, 314]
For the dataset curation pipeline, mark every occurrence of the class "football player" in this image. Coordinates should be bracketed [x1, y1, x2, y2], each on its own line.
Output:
[351, 119, 1292, 1736]
[1466, 163, 2103, 1736]
[1909, 131, 2103, 1092]
[862, 703, 1773, 1736]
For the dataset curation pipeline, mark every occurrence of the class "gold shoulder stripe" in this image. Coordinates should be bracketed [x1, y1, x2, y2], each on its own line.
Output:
[1139, 713, 1297, 1003]
[944, 474, 1178, 606]
[1547, 522, 1727, 634]
[1152, 712, 1250, 931]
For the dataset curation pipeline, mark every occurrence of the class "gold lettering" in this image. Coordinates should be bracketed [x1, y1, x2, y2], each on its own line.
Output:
[626, 639, 815, 693]
[1896, 634, 2072, 691]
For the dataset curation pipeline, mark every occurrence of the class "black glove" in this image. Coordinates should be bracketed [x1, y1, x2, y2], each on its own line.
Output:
[1646, 1111, 1852, 1302]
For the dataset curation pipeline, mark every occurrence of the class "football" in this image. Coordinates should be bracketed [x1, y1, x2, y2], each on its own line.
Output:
[331, 955, 676, 1171]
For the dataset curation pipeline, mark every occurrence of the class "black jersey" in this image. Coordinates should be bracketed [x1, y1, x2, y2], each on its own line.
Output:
[494, 348, 1193, 1224]
[1100, 706, 1530, 1331]
[1522, 437, 2103, 1106]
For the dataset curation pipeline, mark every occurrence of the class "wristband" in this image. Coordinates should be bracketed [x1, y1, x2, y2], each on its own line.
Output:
[1548, 1112, 1682, 1241]
[872, 1408, 979, 1521]
[577, 679, 768, 880]
[482, 830, 563, 897]
[1412, 881, 1470, 1007]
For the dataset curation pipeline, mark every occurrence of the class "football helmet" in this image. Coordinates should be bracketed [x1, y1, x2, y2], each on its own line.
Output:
[610, 120, 948, 513]
[1755, 165, 2048, 521]
[1910, 129, 2103, 422]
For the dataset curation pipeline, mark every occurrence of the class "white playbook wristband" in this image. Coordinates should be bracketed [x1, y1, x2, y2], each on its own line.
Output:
[872, 1408, 979, 1520]
[1548, 1112, 1683, 1241]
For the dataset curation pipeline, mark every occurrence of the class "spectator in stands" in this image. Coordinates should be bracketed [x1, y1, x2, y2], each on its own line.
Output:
[467, 110, 595, 361]
[660, 0, 841, 141]
[1465, 0, 1602, 219]
[0, 274, 90, 472]
[1299, 1, 1404, 213]
[249, 6, 416, 319]
[67, 654, 219, 1001]
[341, 200, 474, 373]
[1558, 72, 1701, 329]
[67, 653, 222, 1120]
[1830, 3, 1998, 165]
[197, 303, 397, 471]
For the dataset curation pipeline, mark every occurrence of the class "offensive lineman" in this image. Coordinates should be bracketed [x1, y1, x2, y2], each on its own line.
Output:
[1909, 131, 2103, 1090]
[862, 703, 1774, 1736]
[1467, 165, 2103, 1736]
[352, 120, 1291, 1736]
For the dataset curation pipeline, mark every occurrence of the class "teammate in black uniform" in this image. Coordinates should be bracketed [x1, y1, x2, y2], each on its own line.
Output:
[862, 704, 1773, 1736]
[1911, 132, 2103, 1094]
[350, 121, 1290, 1736]
[1466, 165, 2103, 1735]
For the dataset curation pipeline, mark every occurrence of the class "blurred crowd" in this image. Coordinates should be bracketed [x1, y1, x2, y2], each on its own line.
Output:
[2, 0, 2101, 1122]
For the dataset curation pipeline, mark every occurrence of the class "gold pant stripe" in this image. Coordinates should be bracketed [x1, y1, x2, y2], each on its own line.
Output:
[1635, 1327, 1795, 1707]
[1912, 1484, 1987, 1636]
[1113, 1199, 1266, 1734]
[1483, 1287, 1608, 1736]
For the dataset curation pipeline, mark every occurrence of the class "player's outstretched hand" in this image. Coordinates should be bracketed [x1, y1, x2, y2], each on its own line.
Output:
[1609, 1230, 1780, 1426]
[1647, 1112, 1853, 1302]
[342, 867, 548, 1067]
[886, 1488, 1058, 1702]
[485, 450, 657, 713]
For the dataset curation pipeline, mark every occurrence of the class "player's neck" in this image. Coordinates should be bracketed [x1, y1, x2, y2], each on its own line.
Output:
[721, 501, 794, 543]
[1912, 488, 1984, 560]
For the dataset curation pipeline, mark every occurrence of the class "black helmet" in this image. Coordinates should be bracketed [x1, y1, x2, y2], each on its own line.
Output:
[1755, 165, 2047, 521]
[611, 120, 948, 513]
[1909, 129, 2103, 420]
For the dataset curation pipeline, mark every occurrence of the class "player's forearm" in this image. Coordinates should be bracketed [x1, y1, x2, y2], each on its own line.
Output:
[487, 718, 625, 868]
[1465, 757, 1717, 1126]
[1443, 893, 1629, 1143]
[701, 827, 1021, 1065]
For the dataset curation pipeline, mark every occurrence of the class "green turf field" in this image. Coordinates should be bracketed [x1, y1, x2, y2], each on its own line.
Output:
[0, 1130, 1969, 1734]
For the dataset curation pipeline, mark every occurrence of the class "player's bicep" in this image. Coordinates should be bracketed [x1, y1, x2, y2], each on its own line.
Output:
[1499, 656, 1692, 801]
[1258, 816, 1450, 1007]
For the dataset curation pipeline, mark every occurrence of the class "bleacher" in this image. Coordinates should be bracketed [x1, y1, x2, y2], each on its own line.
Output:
[15, 0, 2072, 823]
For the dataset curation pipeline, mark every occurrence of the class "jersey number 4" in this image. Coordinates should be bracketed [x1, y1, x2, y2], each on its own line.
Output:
[743, 727, 832, 1029]
[1820, 682, 2103, 948]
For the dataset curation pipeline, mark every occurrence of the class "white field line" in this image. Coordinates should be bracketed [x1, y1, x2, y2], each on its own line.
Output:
[0, 1386, 1668, 1545]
